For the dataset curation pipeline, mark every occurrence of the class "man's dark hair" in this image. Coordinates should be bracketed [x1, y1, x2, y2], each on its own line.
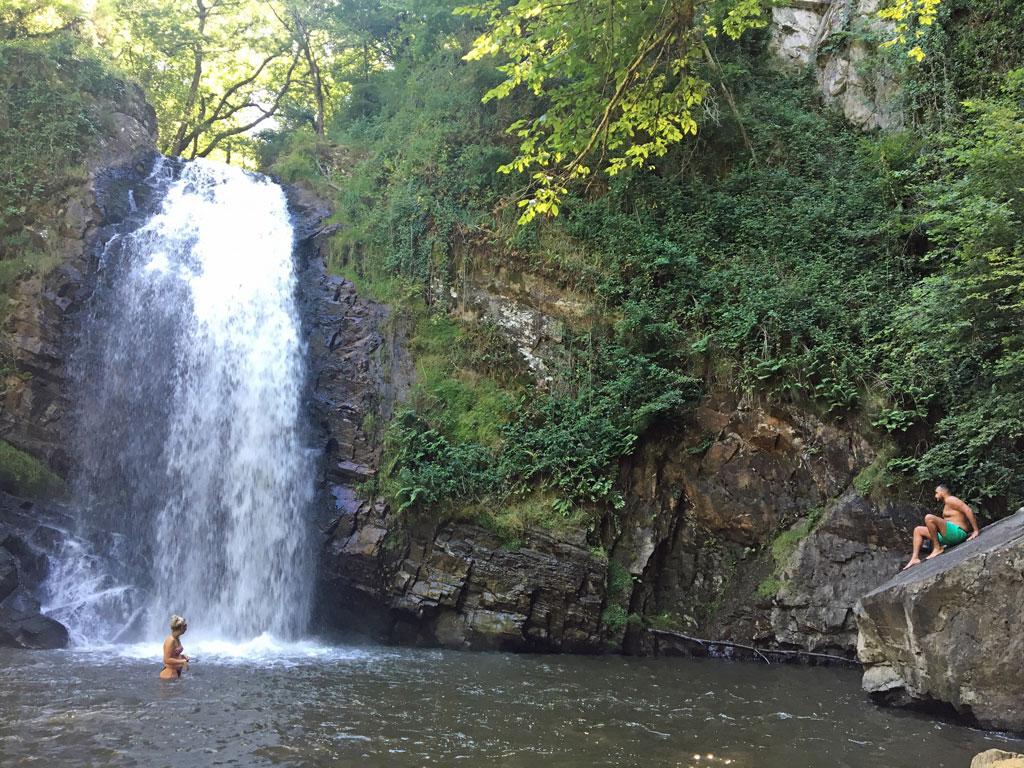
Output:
[936, 484, 951, 493]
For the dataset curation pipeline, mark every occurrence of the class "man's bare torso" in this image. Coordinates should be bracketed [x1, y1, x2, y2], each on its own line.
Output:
[942, 495, 970, 530]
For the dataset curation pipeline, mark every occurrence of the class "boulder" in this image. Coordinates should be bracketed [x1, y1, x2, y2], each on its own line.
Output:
[973, 751, 1024, 768]
[857, 509, 1024, 732]
[0, 588, 69, 649]
[0, 494, 72, 649]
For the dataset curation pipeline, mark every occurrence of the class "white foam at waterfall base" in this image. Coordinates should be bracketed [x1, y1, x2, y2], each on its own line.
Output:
[105, 633, 373, 666]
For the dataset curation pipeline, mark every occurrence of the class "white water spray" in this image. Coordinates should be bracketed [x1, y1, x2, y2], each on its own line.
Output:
[47, 159, 315, 646]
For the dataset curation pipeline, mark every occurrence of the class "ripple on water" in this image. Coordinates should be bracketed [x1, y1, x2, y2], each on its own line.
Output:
[1, 647, 1022, 768]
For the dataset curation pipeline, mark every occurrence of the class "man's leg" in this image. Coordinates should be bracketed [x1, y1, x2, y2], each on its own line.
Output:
[903, 525, 930, 569]
[925, 514, 945, 560]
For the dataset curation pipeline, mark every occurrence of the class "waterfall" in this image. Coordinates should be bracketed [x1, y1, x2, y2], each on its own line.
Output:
[45, 159, 315, 645]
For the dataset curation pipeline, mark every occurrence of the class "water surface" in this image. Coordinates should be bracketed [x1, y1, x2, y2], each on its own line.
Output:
[2, 644, 1018, 767]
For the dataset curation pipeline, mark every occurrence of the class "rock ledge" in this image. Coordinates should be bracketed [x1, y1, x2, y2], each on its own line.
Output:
[857, 510, 1024, 732]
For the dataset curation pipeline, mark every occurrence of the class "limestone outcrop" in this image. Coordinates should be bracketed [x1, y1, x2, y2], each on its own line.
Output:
[770, 0, 902, 130]
[857, 510, 1024, 732]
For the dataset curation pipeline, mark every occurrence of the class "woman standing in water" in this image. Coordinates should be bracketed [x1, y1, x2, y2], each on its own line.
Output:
[159, 614, 191, 679]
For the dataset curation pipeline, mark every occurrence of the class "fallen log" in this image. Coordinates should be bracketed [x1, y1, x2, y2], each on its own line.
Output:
[646, 628, 860, 667]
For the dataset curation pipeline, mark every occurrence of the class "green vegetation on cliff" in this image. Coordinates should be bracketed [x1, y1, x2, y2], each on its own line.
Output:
[0, 440, 66, 499]
[256, 0, 1024, 516]
[0, 31, 122, 288]
[5, 0, 1023, 515]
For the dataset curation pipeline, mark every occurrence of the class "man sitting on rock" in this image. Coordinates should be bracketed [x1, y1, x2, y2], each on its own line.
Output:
[903, 485, 980, 569]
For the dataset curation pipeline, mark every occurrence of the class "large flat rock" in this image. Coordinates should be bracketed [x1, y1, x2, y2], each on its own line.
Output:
[856, 510, 1024, 732]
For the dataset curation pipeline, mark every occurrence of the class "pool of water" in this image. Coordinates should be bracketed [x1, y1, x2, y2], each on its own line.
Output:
[1, 641, 1019, 767]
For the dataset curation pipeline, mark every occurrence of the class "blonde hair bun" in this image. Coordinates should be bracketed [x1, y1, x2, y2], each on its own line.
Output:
[170, 614, 187, 630]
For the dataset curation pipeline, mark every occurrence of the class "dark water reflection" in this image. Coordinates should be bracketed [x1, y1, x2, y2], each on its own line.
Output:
[1, 646, 1019, 767]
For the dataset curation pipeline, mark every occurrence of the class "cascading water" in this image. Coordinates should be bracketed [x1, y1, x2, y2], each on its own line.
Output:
[45, 159, 315, 647]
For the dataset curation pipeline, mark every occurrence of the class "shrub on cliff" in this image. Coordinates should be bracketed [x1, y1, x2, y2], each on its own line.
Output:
[875, 70, 1024, 508]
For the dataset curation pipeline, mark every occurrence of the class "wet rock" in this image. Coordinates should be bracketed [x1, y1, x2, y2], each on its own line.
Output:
[0, 548, 17, 601]
[321, 513, 607, 652]
[0, 493, 73, 649]
[0, 589, 69, 649]
[616, 392, 880, 654]
[857, 509, 1024, 732]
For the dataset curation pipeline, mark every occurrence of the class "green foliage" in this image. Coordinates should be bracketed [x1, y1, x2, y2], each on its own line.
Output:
[1, 0, 83, 39]
[853, 448, 895, 497]
[756, 577, 781, 600]
[606, 560, 634, 599]
[99, 0, 302, 160]
[384, 408, 497, 513]
[498, 350, 698, 509]
[0, 440, 66, 499]
[770, 507, 823, 567]
[0, 33, 121, 285]
[755, 507, 823, 600]
[382, 332, 698, 522]
[565, 70, 905, 413]
[875, 70, 1024, 506]
[458, 0, 768, 222]
[273, 1, 1024, 530]
[600, 604, 630, 634]
[898, 0, 1024, 126]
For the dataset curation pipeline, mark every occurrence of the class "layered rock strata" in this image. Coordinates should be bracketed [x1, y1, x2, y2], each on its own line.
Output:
[857, 510, 1024, 732]
[303, 214, 932, 655]
[293, 191, 609, 651]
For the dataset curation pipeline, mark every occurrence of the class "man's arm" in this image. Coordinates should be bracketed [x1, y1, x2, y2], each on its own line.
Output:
[956, 497, 980, 539]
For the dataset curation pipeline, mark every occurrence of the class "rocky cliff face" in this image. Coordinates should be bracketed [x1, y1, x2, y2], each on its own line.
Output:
[857, 510, 1024, 732]
[0, 82, 157, 477]
[0, 80, 157, 647]
[305, 242, 923, 655]
[770, 0, 902, 130]
[293, 193, 610, 652]
[611, 396, 923, 656]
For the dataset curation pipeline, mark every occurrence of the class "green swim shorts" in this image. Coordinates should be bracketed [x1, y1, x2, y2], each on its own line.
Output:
[937, 521, 969, 547]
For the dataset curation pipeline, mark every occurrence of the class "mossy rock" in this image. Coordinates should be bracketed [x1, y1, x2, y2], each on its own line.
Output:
[0, 440, 66, 499]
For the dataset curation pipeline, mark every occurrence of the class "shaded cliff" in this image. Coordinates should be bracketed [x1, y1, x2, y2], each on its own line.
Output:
[0, 80, 157, 477]
[0, 52, 158, 647]
[302, 235, 924, 654]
